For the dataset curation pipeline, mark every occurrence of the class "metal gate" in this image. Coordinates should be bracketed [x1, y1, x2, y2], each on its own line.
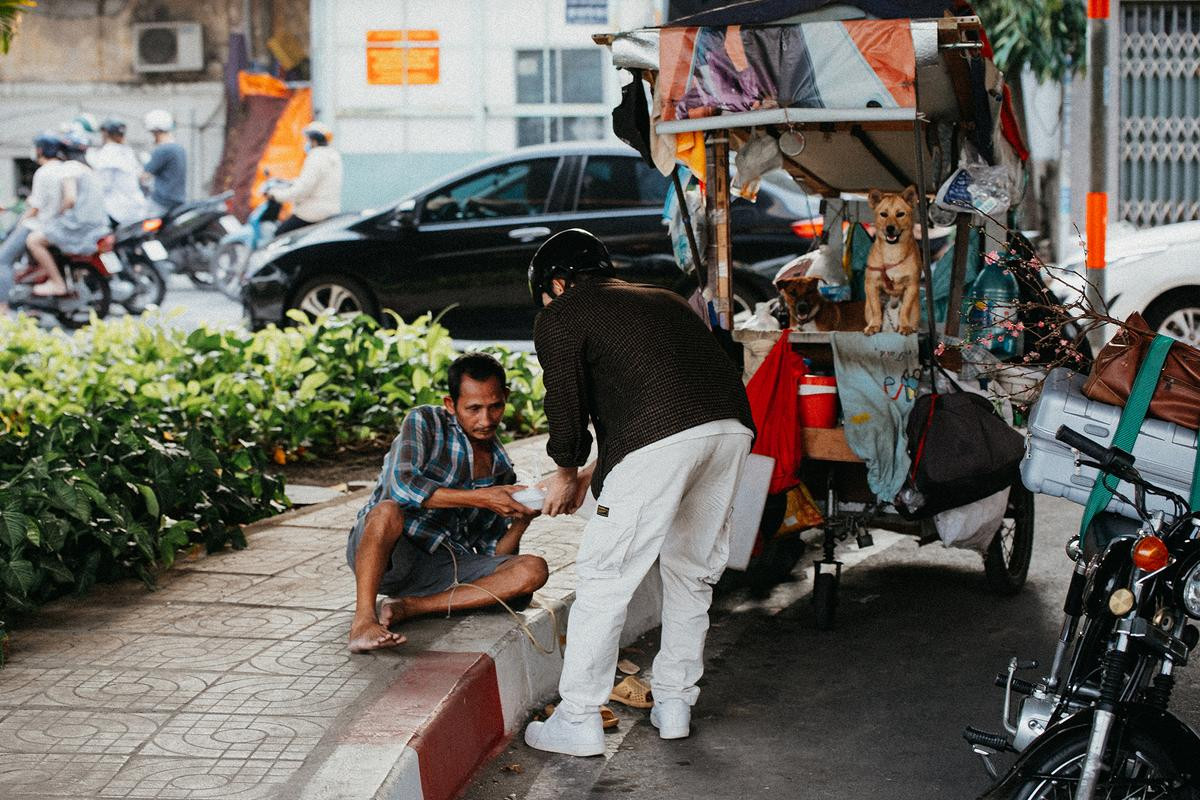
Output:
[1120, 0, 1200, 227]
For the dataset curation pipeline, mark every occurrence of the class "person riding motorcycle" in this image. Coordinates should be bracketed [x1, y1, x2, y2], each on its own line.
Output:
[88, 118, 147, 225]
[142, 109, 187, 218]
[24, 132, 110, 297]
[0, 134, 70, 311]
[269, 121, 343, 236]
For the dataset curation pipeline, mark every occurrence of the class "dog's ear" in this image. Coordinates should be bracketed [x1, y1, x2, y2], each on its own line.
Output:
[867, 188, 883, 209]
[901, 185, 919, 208]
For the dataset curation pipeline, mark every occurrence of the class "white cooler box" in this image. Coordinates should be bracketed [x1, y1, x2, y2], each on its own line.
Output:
[1023, 367, 1199, 521]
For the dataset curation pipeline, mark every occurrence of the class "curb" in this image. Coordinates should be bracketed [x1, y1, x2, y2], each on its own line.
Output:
[296, 573, 663, 800]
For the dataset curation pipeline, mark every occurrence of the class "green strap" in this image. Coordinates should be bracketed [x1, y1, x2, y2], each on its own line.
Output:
[1079, 334, 1175, 544]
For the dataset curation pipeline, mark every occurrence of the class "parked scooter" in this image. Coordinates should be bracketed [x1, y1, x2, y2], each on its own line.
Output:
[148, 191, 238, 289]
[9, 235, 119, 328]
[969, 426, 1200, 799]
[110, 217, 170, 313]
[212, 175, 286, 300]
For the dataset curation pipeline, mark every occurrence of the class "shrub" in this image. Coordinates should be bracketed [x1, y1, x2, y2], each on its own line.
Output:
[0, 311, 546, 662]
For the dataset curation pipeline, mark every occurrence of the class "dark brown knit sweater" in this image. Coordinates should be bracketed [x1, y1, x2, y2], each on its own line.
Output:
[533, 277, 755, 497]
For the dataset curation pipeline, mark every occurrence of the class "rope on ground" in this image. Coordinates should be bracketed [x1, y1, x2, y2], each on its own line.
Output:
[440, 541, 560, 656]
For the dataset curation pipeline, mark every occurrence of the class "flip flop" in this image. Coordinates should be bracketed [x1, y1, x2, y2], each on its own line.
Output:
[543, 703, 619, 730]
[609, 675, 653, 709]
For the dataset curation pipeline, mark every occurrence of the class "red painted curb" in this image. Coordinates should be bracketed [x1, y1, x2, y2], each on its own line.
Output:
[345, 650, 505, 800]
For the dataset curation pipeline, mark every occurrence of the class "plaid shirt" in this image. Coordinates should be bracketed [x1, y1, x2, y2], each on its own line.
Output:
[356, 405, 516, 555]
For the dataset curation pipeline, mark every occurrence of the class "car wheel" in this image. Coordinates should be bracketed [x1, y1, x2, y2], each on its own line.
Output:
[289, 275, 379, 321]
[1144, 287, 1200, 348]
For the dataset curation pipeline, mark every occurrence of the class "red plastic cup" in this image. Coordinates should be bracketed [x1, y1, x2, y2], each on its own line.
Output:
[799, 374, 838, 428]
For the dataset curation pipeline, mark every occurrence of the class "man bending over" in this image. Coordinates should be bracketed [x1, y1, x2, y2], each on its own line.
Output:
[346, 353, 549, 653]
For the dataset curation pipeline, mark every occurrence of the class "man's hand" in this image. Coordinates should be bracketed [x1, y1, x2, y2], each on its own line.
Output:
[542, 468, 580, 517]
[473, 485, 532, 517]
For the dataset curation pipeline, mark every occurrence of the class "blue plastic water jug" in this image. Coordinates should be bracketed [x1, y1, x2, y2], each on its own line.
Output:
[964, 257, 1020, 359]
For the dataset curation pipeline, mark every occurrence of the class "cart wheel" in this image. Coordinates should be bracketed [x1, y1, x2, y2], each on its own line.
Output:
[813, 571, 838, 630]
[984, 481, 1035, 596]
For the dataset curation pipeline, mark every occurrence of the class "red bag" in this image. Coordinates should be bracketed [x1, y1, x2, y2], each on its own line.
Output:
[746, 332, 805, 494]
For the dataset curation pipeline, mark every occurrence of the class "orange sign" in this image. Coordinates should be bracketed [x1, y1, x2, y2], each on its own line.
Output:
[366, 30, 440, 85]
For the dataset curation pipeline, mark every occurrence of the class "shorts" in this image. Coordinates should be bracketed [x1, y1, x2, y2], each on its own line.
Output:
[345, 519, 515, 598]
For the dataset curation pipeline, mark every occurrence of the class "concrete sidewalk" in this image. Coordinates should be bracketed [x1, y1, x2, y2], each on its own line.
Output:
[0, 435, 660, 800]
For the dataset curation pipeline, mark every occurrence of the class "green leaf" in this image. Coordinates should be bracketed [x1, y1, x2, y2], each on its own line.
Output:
[1, 508, 30, 549]
[136, 484, 160, 519]
[299, 371, 329, 397]
[0, 559, 35, 596]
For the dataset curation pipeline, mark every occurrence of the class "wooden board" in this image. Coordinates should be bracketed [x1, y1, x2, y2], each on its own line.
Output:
[802, 427, 861, 463]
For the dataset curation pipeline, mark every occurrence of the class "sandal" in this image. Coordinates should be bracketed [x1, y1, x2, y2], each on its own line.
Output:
[544, 703, 619, 730]
[609, 675, 653, 709]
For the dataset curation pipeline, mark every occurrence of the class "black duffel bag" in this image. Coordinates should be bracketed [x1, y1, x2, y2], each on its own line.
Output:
[894, 380, 1026, 520]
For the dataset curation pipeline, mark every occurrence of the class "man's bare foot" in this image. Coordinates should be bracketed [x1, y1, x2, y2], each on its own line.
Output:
[32, 282, 68, 298]
[348, 617, 406, 653]
[379, 597, 412, 628]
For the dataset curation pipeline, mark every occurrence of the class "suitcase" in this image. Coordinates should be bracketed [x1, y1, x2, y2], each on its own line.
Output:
[1023, 368, 1199, 522]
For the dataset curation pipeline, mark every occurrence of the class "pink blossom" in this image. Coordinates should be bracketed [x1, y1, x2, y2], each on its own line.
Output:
[934, 342, 946, 356]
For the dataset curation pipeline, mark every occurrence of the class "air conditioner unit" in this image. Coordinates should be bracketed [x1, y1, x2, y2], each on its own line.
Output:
[133, 22, 204, 73]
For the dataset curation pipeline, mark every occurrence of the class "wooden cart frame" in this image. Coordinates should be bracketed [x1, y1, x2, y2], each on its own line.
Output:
[598, 14, 1036, 628]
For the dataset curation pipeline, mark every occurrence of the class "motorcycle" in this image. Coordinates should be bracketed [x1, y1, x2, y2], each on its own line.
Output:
[110, 217, 170, 313]
[969, 425, 1200, 799]
[212, 176, 286, 300]
[9, 235, 119, 328]
[148, 191, 238, 289]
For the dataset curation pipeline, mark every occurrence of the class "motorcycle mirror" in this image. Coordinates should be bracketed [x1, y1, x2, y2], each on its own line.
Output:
[387, 208, 415, 230]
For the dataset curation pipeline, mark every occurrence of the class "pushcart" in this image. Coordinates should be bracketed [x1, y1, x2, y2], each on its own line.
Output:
[597, 4, 1037, 628]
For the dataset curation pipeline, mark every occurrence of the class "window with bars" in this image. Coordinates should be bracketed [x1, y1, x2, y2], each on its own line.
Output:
[1120, 1, 1200, 226]
[515, 48, 605, 147]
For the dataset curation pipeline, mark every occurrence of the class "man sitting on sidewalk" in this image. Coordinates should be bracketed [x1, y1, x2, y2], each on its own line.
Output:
[346, 353, 549, 653]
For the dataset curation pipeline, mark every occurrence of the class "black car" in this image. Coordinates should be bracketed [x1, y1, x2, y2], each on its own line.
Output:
[242, 142, 819, 338]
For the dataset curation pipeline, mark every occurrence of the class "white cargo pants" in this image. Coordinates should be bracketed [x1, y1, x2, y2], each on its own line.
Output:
[557, 420, 753, 720]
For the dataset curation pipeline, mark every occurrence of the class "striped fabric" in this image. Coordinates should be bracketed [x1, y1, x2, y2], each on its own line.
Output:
[355, 405, 516, 555]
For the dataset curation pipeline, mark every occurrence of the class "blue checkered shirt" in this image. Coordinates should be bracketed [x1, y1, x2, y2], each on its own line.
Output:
[356, 405, 516, 555]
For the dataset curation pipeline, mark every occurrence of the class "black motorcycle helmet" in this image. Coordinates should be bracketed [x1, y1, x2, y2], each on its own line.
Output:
[527, 228, 614, 307]
[33, 131, 67, 161]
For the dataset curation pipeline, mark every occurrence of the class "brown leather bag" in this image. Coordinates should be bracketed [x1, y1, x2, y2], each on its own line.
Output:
[1082, 312, 1200, 430]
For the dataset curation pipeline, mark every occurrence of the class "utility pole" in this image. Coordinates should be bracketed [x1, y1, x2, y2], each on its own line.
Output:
[1086, 0, 1110, 351]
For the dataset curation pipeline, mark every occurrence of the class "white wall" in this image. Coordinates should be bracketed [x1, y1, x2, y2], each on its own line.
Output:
[310, 0, 661, 207]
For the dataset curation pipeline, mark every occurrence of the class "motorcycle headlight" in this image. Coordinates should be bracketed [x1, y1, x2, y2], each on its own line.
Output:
[1180, 561, 1200, 619]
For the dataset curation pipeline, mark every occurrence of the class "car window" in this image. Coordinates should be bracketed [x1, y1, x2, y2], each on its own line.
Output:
[421, 158, 558, 223]
[577, 156, 668, 211]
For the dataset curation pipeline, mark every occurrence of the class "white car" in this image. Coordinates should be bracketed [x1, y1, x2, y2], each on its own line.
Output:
[1056, 220, 1200, 347]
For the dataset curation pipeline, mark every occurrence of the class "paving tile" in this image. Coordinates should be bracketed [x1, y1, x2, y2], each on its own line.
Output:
[141, 712, 328, 760]
[288, 611, 353, 643]
[98, 756, 302, 799]
[276, 503, 361, 530]
[276, 552, 352, 583]
[236, 639, 369, 678]
[0, 753, 127, 798]
[139, 571, 269, 605]
[245, 525, 349, 553]
[5, 630, 126, 667]
[0, 668, 220, 712]
[141, 605, 333, 641]
[83, 635, 273, 672]
[184, 547, 329, 576]
[222, 574, 356, 611]
[0, 709, 167, 755]
[185, 674, 370, 716]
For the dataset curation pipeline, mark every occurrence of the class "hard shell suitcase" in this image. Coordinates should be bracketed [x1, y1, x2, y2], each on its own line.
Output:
[1022, 368, 1199, 522]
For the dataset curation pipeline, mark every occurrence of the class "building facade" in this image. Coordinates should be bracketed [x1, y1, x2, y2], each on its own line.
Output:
[309, 0, 661, 210]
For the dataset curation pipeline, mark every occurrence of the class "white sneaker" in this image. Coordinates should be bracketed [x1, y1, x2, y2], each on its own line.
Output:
[524, 709, 605, 757]
[650, 698, 691, 739]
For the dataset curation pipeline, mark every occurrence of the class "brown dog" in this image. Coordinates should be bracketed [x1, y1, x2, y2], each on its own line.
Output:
[864, 186, 922, 335]
[776, 275, 867, 332]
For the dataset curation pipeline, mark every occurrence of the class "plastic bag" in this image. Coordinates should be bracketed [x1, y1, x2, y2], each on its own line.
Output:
[777, 482, 824, 535]
[935, 486, 1009, 551]
[934, 158, 1012, 216]
[663, 171, 707, 274]
[746, 332, 806, 494]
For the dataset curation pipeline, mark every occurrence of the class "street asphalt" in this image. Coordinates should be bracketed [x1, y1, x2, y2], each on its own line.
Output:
[463, 495, 1200, 800]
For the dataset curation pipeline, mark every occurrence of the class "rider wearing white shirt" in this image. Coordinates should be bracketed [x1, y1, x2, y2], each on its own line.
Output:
[88, 118, 147, 225]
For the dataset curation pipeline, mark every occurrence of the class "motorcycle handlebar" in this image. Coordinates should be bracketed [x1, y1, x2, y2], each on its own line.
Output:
[1055, 426, 1111, 463]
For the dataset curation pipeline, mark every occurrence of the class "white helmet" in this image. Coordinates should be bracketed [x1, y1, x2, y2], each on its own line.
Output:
[144, 109, 175, 133]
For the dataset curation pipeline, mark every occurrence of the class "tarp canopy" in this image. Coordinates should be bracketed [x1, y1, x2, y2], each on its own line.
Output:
[667, 0, 963, 26]
[603, 11, 1027, 196]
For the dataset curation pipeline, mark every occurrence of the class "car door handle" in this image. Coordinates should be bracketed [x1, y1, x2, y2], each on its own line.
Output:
[508, 226, 551, 242]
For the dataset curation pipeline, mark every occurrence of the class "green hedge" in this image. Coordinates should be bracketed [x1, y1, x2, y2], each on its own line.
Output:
[0, 311, 545, 663]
